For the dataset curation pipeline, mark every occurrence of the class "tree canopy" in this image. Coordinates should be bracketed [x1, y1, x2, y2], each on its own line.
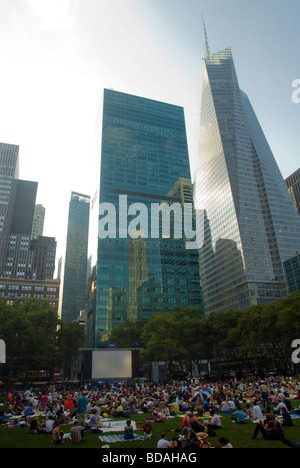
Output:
[0, 298, 84, 381]
[108, 292, 300, 378]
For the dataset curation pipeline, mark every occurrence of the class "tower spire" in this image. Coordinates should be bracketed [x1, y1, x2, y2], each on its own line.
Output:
[201, 14, 210, 58]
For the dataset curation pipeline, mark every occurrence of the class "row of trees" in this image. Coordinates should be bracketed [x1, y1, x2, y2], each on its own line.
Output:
[0, 298, 84, 381]
[109, 292, 300, 379]
[1, 292, 299, 382]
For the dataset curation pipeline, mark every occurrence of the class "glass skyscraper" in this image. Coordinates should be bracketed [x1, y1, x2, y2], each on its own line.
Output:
[61, 191, 90, 322]
[284, 254, 300, 294]
[194, 47, 300, 313]
[90, 89, 203, 347]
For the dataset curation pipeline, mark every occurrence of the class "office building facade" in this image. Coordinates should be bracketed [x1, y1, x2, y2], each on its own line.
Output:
[284, 254, 300, 294]
[0, 142, 20, 270]
[194, 47, 300, 313]
[285, 168, 300, 216]
[90, 89, 203, 347]
[31, 204, 46, 239]
[61, 191, 90, 322]
[0, 141, 58, 309]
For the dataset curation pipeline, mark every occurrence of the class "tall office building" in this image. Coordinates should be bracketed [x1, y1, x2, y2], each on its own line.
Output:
[31, 204, 46, 239]
[193, 39, 300, 313]
[0, 142, 59, 309]
[89, 89, 203, 347]
[1, 179, 37, 279]
[30, 236, 57, 280]
[285, 168, 300, 216]
[61, 191, 90, 322]
[0, 142, 19, 269]
[0, 145, 39, 279]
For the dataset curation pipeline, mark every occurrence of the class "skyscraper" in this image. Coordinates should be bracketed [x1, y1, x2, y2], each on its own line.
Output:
[193, 37, 300, 314]
[31, 204, 46, 239]
[89, 89, 203, 347]
[61, 191, 90, 322]
[1, 179, 37, 279]
[0, 143, 39, 279]
[285, 168, 300, 216]
[0, 142, 19, 270]
[0, 142, 59, 310]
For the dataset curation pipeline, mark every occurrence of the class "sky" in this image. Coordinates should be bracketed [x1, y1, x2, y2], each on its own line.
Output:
[0, 0, 299, 272]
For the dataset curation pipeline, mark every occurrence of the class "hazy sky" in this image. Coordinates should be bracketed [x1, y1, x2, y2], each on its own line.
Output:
[0, 0, 299, 269]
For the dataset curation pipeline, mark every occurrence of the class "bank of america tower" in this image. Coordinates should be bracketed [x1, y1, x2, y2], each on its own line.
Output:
[194, 24, 300, 313]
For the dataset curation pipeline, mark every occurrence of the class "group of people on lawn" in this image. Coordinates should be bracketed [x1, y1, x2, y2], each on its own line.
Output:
[2, 375, 300, 447]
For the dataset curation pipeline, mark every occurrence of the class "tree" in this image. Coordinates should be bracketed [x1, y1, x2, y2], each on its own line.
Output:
[0, 299, 59, 380]
[0, 298, 85, 381]
[109, 319, 146, 348]
[56, 320, 84, 380]
[141, 310, 184, 379]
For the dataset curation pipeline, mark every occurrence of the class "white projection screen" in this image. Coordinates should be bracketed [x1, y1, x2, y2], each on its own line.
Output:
[91, 350, 132, 379]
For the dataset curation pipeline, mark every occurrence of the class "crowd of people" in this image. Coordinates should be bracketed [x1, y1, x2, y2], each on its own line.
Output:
[1, 375, 300, 448]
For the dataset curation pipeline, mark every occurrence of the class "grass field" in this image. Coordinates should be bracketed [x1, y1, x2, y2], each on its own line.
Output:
[1, 399, 300, 449]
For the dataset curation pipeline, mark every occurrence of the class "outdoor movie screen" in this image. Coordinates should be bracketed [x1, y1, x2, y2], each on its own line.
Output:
[91, 350, 132, 379]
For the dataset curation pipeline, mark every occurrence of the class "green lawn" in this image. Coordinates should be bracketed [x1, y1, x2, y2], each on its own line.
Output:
[1, 401, 300, 449]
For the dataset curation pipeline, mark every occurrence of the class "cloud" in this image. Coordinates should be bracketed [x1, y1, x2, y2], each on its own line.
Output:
[26, 0, 75, 31]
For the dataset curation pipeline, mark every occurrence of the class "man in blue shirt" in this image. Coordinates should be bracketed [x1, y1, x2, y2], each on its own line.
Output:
[76, 393, 89, 428]
[232, 409, 245, 424]
[203, 398, 211, 413]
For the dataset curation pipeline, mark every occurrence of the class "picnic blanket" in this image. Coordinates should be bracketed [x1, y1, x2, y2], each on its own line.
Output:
[146, 415, 174, 421]
[99, 433, 150, 443]
[100, 420, 137, 433]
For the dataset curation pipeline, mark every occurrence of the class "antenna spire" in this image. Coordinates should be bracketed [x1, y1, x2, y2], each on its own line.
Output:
[201, 14, 210, 58]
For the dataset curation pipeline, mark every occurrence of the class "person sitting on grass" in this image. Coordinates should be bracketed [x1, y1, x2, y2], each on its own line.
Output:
[219, 436, 233, 448]
[182, 415, 212, 438]
[124, 419, 135, 440]
[205, 409, 222, 430]
[52, 421, 64, 444]
[43, 415, 55, 434]
[245, 404, 256, 420]
[232, 408, 245, 424]
[29, 416, 44, 434]
[250, 420, 285, 441]
[88, 408, 104, 433]
[220, 400, 230, 413]
[280, 407, 293, 427]
[70, 420, 84, 443]
[181, 411, 193, 432]
[157, 403, 170, 421]
[114, 404, 124, 418]
[157, 432, 174, 448]
[193, 401, 203, 417]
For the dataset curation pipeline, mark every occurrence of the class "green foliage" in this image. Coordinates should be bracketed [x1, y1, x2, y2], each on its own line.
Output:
[107, 293, 300, 377]
[0, 298, 84, 380]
